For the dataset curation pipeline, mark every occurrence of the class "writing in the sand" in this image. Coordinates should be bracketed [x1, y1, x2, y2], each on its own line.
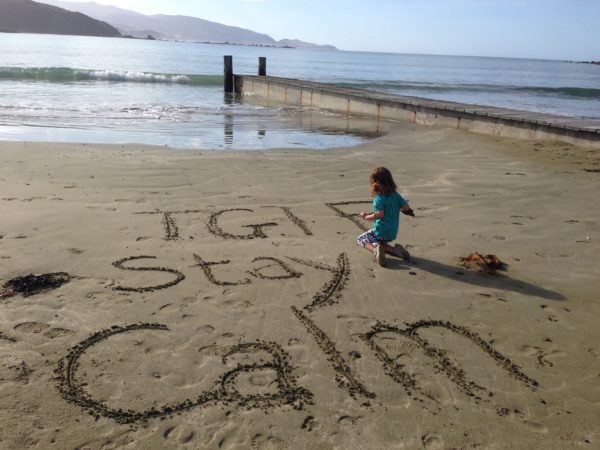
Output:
[53, 240, 539, 423]
[136, 206, 315, 241]
[135, 201, 370, 240]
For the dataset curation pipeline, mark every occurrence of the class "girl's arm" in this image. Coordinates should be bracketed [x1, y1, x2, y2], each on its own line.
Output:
[359, 210, 384, 221]
[400, 203, 415, 216]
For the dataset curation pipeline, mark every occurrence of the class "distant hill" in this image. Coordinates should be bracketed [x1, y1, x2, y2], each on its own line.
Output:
[0, 0, 120, 37]
[37, 0, 337, 49]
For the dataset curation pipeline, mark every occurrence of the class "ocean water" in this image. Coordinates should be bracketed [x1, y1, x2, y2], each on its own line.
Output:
[1, 33, 599, 150]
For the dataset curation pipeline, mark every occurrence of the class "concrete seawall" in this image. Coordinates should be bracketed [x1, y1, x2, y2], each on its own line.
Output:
[235, 75, 600, 148]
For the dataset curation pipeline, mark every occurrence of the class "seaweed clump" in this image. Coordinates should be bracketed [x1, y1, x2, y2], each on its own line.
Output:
[0, 272, 71, 298]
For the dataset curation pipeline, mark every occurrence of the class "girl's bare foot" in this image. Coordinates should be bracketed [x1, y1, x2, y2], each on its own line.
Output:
[375, 245, 386, 266]
[394, 244, 410, 260]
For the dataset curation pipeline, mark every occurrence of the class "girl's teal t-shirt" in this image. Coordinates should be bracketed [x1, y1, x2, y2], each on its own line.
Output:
[372, 192, 407, 241]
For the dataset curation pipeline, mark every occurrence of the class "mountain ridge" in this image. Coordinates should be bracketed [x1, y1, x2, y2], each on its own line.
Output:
[0, 0, 121, 37]
[36, 0, 337, 49]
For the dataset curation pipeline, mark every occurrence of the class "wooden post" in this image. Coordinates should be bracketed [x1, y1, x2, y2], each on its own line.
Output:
[258, 57, 267, 76]
[224, 55, 233, 93]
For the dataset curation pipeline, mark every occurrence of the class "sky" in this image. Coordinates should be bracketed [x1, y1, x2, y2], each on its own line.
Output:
[44, 0, 600, 60]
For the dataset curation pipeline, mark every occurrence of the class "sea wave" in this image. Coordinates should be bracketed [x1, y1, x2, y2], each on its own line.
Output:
[0, 66, 223, 86]
[341, 80, 600, 99]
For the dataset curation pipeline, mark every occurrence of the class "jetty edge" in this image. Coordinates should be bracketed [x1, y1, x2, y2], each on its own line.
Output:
[233, 74, 600, 149]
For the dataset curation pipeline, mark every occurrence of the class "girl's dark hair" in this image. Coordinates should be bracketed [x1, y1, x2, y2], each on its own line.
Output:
[370, 166, 397, 196]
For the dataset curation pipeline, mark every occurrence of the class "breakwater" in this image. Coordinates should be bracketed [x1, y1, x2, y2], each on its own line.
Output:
[234, 75, 600, 148]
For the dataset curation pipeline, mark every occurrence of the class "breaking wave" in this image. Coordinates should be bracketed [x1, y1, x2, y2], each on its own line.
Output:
[0, 66, 223, 86]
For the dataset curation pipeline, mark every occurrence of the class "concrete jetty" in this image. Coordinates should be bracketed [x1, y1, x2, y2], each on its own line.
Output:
[234, 75, 600, 148]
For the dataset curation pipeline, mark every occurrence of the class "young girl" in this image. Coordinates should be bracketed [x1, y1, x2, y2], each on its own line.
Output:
[357, 167, 414, 266]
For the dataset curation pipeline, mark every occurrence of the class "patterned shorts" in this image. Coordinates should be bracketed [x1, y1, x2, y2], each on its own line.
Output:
[357, 230, 387, 247]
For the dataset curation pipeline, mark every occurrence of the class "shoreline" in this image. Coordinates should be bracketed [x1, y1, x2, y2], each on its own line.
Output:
[1, 124, 599, 449]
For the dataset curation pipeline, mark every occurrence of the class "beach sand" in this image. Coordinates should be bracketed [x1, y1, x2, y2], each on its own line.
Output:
[0, 124, 599, 449]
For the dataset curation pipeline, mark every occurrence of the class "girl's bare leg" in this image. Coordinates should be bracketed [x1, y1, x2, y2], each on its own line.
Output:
[384, 243, 410, 260]
[382, 243, 399, 256]
[363, 243, 376, 254]
[359, 242, 385, 265]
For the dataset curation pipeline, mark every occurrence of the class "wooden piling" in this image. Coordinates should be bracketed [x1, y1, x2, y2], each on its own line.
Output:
[224, 55, 233, 93]
[258, 57, 267, 76]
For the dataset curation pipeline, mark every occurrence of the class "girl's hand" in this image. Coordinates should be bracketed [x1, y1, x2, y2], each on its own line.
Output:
[359, 212, 368, 219]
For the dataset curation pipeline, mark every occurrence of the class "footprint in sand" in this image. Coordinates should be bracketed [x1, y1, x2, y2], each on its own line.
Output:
[163, 424, 195, 444]
[1, 360, 31, 384]
[13, 322, 50, 333]
[376, 335, 420, 358]
[421, 433, 444, 449]
[198, 324, 215, 334]
[522, 420, 548, 434]
[227, 368, 282, 397]
[301, 415, 317, 431]
[251, 434, 290, 450]
[539, 305, 562, 324]
[44, 328, 74, 339]
[198, 345, 231, 357]
[337, 415, 362, 425]
[0, 332, 16, 342]
[13, 322, 73, 339]
[248, 372, 276, 387]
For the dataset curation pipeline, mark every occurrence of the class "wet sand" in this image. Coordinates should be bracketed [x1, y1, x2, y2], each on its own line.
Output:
[0, 123, 599, 449]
